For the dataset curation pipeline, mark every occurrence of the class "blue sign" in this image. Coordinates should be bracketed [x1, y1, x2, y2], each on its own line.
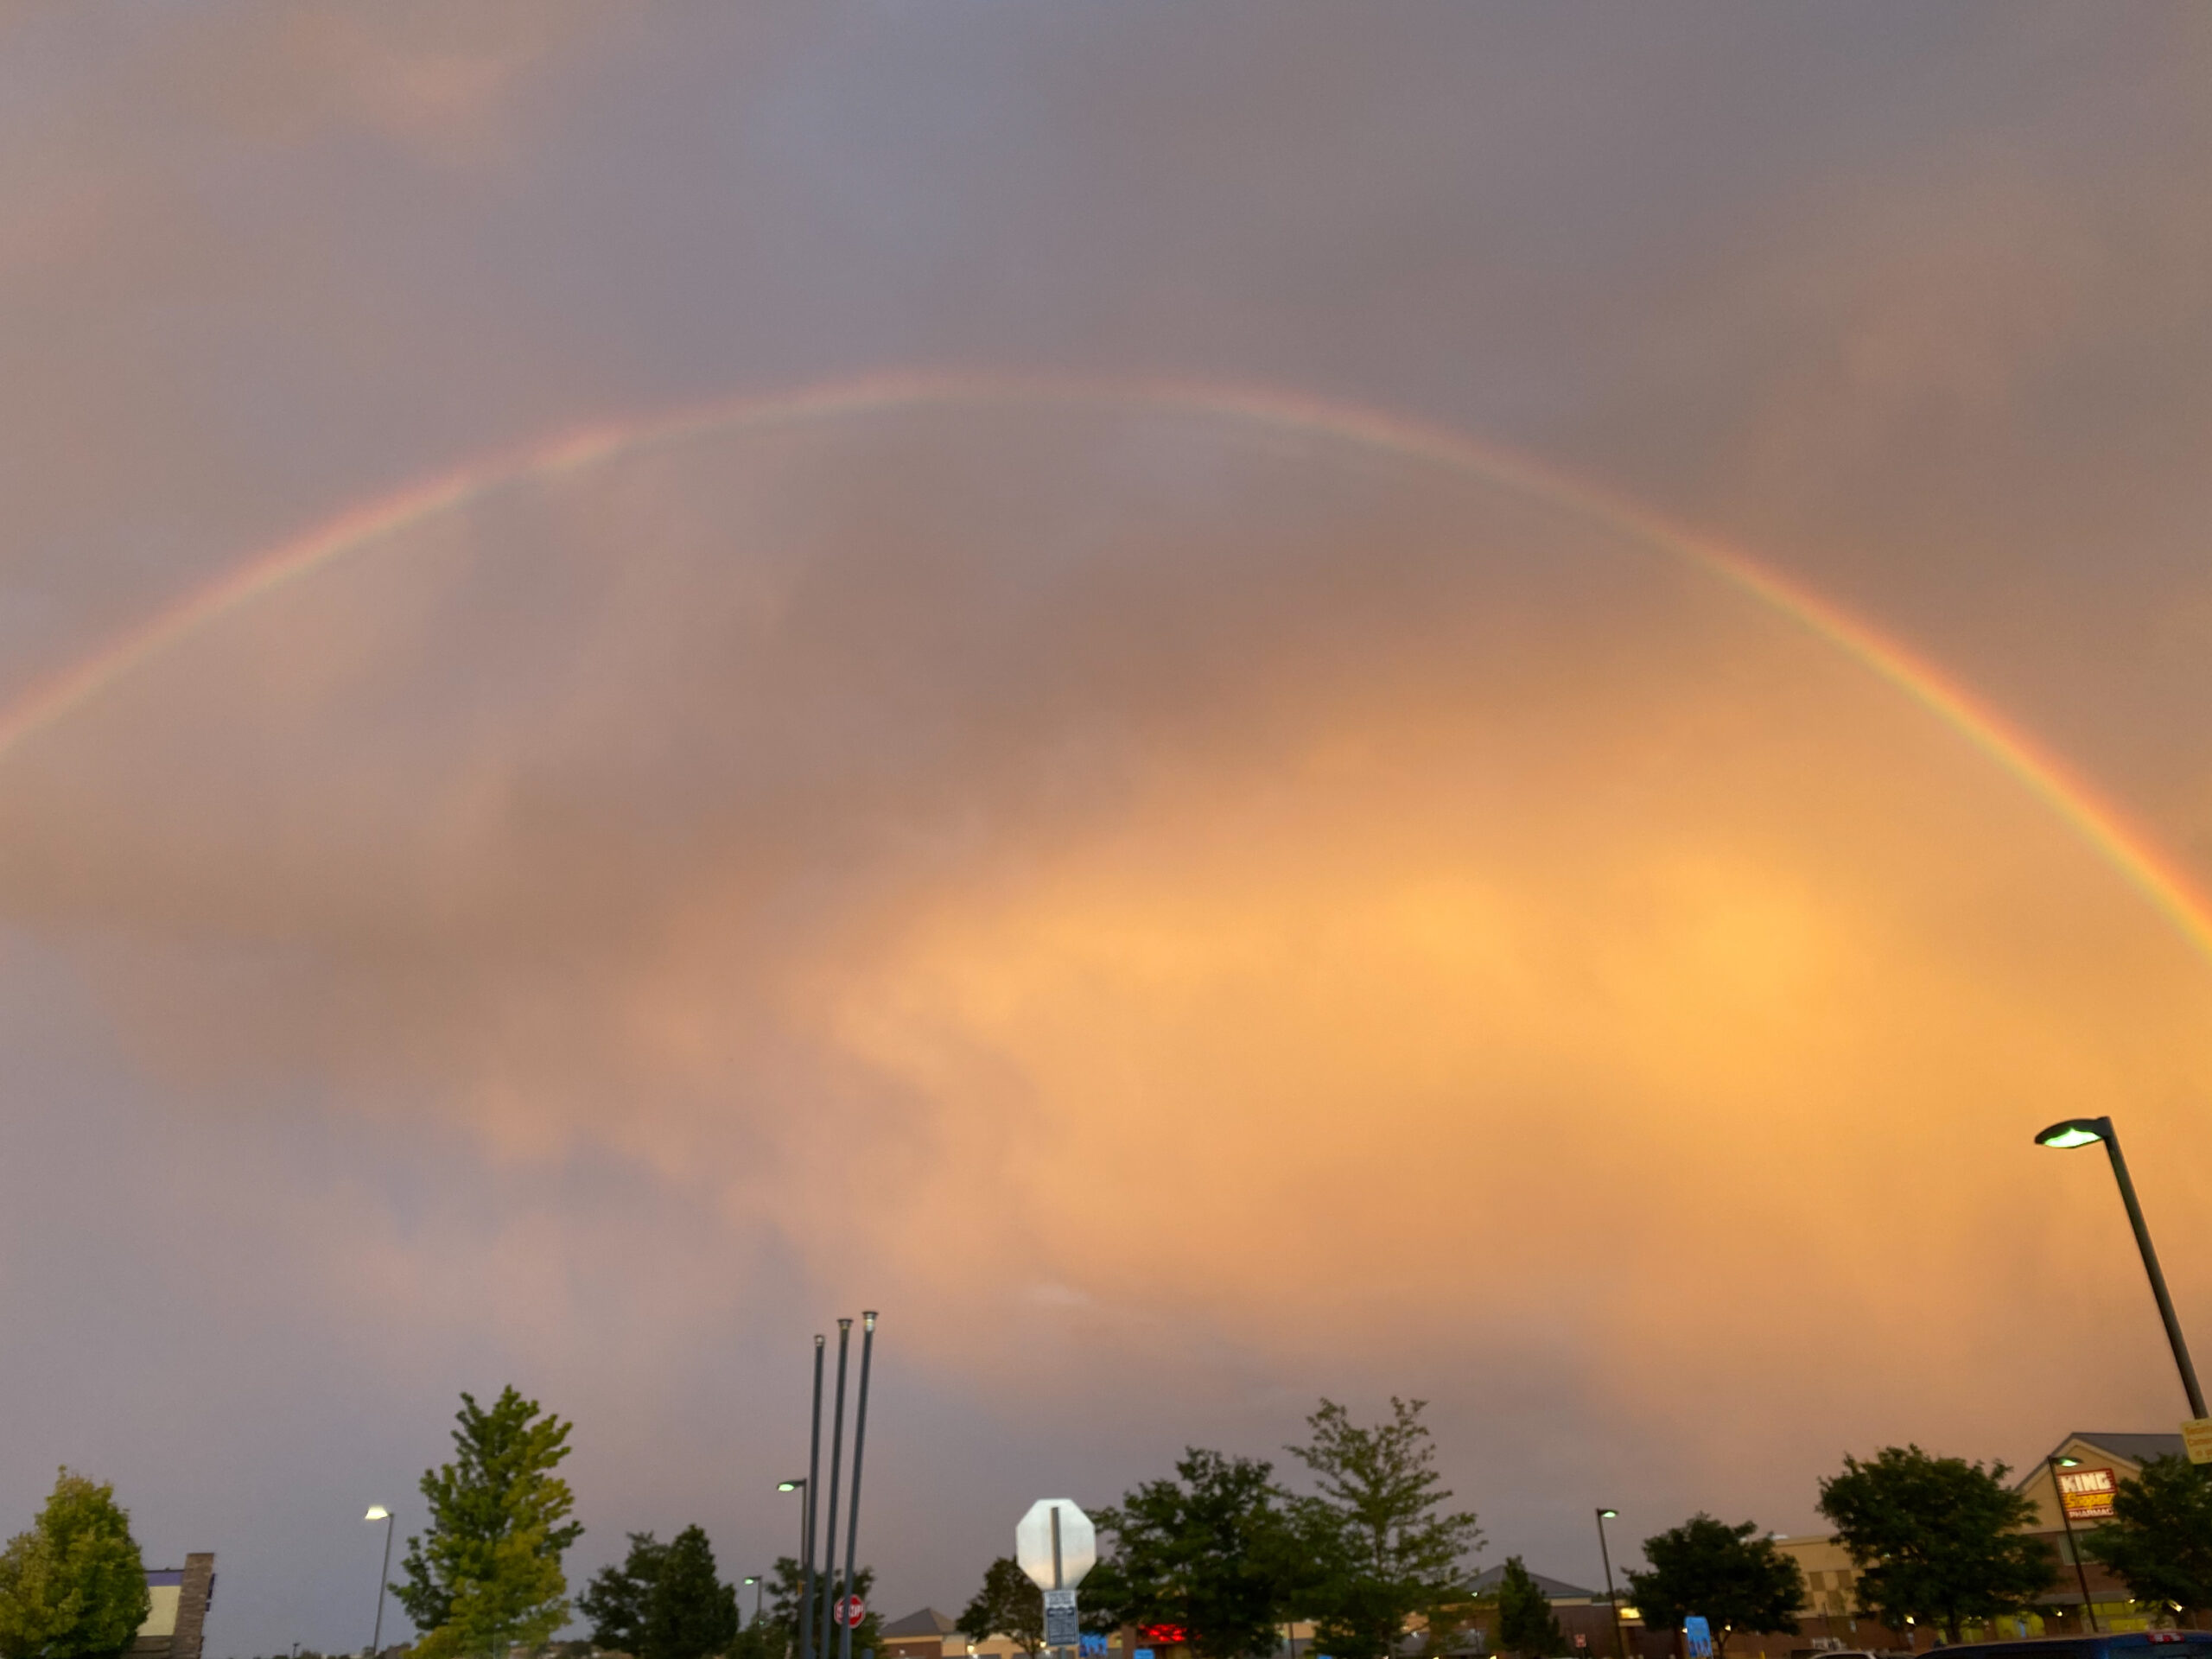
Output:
[1685, 1618, 1713, 1659]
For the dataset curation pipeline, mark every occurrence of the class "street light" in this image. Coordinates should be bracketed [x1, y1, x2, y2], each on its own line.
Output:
[744, 1577, 765, 1627]
[1594, 1510, 1625, 1659]
[364, 1506, 396, 1659]
[781, 1477, 811, 1656]
[2044, 1456, 2097, 1634]
[2034, 1116, 2207, 1418]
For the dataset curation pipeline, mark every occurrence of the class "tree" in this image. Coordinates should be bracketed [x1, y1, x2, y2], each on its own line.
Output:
[1623, 1516, 1801, 1659]
[641, 1527, 739, 1659]
[1286, 1398, 1483, 1659]
[582, 1534, 670, 1654]
[754, 1556, 880, 1659]
[1494, 1559, 1562, 1659]
[2084, 1455, 2212, 1616]
[1088, 1450, 1302, 1659]
[958, 1559, 1045, 1657]
[0, 1469, 153, 1659]
[394, 1386, 583, 1659]
[1817, 1445, 2054, 1643]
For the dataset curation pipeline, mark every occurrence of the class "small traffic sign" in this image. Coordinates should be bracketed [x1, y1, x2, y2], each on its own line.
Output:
[836, 1596, 866, 1629]
[1016, 1500, 1096, 1590]
[1044, 1590, 1079, 1648]
[2185, 1417, 2212, 1465]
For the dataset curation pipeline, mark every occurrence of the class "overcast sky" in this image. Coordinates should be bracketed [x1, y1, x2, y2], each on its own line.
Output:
[3, 5, 2211, 1655]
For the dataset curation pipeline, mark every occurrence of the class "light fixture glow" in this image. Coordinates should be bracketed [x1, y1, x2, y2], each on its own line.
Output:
[2035, 1120, 2107, 1150]
[779, 1479, 804, 1492]
[2055, 1456, 2081, 1468]
[364, 1505, 391, 1522]
[1599, 1509, 1618, 1519]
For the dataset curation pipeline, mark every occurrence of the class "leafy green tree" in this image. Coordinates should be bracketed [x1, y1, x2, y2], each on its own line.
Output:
[641, 1527, 738, 1659]
[957, 1559, 1045, 1657]
[582, 1533, 670, 1654]
[2084, 1455, 2212, 1617]
[755, 1557, 880, 1659]
[0, 1469, 152, 1659]
[1622, 1516, 1801, 1659]
[1088, 1450, 1302, 1659]
[1286, 1398, 1483, 1659]
[1494, 1559, 1562, 1659]
[394, 1386, 583, 1659]
[1817, 1445, 2054, 1643]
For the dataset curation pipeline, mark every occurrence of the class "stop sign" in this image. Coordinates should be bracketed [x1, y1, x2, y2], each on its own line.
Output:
[836, 1596, 866, 1629]
[1015, 1499, 1096, 1590]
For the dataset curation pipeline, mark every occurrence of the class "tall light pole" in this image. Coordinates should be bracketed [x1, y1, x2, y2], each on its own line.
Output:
[781, 1481, 811, 1656]
[363, 1505, 396, 1658]
[2044, 1456, 2098, 1633]
[1595, 1510, 1625, 1659]
[2035, 1116, 2207, 1419]
[745, 1577, 765, 1627]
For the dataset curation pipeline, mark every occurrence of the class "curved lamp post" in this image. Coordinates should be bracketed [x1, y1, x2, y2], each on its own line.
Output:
[1595, 1510, 1625, 1659]
[363, 1506, 396, 1658]
[2044, 1455, 2097, 1633]
[2034, 1116, 2206, 1418]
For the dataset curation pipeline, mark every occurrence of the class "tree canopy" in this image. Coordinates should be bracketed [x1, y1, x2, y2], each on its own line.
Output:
[1816, 1445, 2053, 1643]
[0, 1469, 152, 1659]
[582, 1534, 670, 1655]
[1495, 1558, 1563, 1659]
[1287, 1397, 1483, 1659]
[641, 1527, 739, 1659]
[1623, 1516, 1801, 1658]
[2084, 1455, 2212, 1617]
[749, 1556, 879, 1659]
[957, 1558, 1045, 1657]
[395, 1386, 583, 1659]
[1088, 1450, 1299, 1659]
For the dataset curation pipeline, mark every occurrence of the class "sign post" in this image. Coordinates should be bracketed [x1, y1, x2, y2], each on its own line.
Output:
[2184, 1418, 2212, 1465]
[1018, 1502, 1096, 1659]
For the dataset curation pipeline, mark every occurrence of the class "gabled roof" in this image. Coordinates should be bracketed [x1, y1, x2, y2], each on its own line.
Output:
[883, 1610, 960, 1639]
[2058, 1432, 2187, 1466]
[1467, 1565, 1604, 1602]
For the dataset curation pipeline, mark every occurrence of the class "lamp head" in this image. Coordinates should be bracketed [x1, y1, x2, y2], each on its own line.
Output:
[2035, 1118, 2107, 1150]
[1599, 1509, 1618, 1520]
[779, 1479, 805, 1492]
[744, 1577, 760, 1586]
[863, 1311, 878, 1332]
[364, 1505, 391, 1522]
[2055, 1456, 2081, 1468]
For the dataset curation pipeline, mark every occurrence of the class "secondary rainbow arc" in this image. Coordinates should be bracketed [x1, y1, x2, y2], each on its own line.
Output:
[3, 369, 2207, 966]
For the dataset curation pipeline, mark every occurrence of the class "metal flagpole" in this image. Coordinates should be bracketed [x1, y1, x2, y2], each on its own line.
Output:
[819, 1319, 854, 1656]
[840, 1313, 879, 1659]
[801, 1336, 826, 1659]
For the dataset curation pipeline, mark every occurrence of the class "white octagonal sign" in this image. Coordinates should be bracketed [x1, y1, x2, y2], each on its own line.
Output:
[1016, 1499, 1096, 1590]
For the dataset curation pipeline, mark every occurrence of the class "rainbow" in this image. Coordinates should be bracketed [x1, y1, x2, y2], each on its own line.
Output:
[4, 369, 2208, 963]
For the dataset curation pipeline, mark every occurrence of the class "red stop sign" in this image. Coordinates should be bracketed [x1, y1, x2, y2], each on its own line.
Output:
[836, 1596, 866, 1629]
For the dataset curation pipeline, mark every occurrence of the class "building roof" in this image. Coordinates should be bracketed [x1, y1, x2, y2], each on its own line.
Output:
[2058, 1432, 2187, 1465]
[1467, 1566, 1604, 1602]
[882, 1610, 960, 1639]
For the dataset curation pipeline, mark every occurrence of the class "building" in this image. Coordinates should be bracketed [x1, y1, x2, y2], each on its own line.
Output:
[133, 1555, 217, 1659]
[883, 1610, 963, 1659]
[1456, 1567, 1628, 1658]
[1773, 1432, 2193, 1648]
